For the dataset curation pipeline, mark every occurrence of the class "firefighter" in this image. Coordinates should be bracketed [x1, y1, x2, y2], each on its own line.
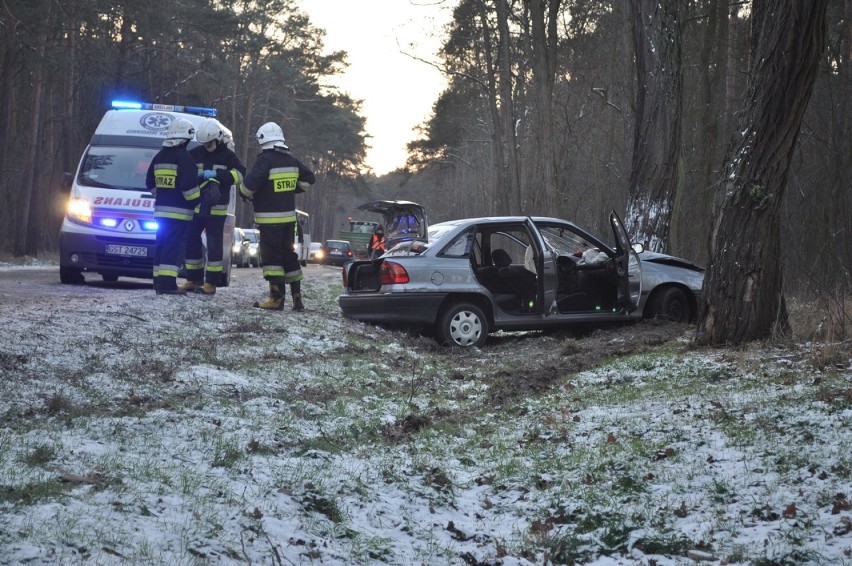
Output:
[146, 118, 201, 295]
[180, 119, 246, 294]
[240, 122, 316, 311]
[368, 225, 386, 259]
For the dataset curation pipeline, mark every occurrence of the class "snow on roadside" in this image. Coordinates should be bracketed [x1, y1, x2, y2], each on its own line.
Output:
[0, 263, 850, 565]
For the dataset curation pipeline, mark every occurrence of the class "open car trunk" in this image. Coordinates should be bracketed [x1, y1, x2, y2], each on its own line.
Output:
[357, 200, 428, 250]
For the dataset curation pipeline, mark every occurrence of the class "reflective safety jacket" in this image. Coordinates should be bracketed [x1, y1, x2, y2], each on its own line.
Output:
[240, 147, 316, 225]
[190, 144, 246, 216]
[146, 145, 201, 221]
[369, 233, 386, 252]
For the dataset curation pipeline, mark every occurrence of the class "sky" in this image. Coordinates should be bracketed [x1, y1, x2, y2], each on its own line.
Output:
[297, 0, 457, 175]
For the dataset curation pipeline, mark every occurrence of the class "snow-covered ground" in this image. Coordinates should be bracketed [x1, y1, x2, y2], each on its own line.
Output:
[0, 261, 850, 565]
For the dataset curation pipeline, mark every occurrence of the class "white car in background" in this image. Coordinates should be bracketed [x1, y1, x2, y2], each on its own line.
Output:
[233, 228, 261, 268]
[307, 242, 323, 263]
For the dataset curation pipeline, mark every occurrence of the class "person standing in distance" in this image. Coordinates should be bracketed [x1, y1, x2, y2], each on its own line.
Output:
[368, 225, 386, 260]
[180, 118, 246, 294]
[240, 122, 315, 311]
[146, 118, 201, 295]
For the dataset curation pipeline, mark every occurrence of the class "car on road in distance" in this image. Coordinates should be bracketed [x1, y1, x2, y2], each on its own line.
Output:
[234, 228, 260, 267]
[321, 240, 354, 266]
[338, 201, 704, 348]
[232, 227, 246, 265]
[307, 242, 323, 263]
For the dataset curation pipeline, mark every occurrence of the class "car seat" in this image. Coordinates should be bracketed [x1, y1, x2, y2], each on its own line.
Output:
[491, 249, 537, 311]
[492, 248, 512, 269]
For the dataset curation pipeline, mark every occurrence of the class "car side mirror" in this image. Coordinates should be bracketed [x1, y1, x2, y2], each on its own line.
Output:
[60, 172, 73, 193]
[631, 243, 645, 254]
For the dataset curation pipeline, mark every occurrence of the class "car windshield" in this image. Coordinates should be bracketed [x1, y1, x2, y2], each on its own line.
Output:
[79, 146, 158, 191]
[327, 242, 349, 250]
[537, 224, 607, 257]
[244, 231, 259, 243]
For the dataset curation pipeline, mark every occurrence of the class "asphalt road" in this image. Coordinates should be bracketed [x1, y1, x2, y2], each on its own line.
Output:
[0, 263, 335, 306]
[0, 265, 153, 306]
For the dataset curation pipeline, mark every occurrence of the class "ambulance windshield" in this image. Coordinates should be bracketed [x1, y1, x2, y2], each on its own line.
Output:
[79, 146, 158, 191]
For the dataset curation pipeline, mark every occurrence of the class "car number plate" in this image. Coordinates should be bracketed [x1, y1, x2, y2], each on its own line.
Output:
[331, 250, 342, 255]
[105, 244, 148, 257]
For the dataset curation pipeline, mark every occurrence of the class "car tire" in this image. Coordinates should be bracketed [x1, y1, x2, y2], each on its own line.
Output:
[651, 287, 690, 323]
[435, 302, 489, 348]
[60, 266, 85, 284]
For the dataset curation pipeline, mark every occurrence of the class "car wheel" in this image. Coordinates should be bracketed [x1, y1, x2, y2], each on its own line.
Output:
[60, 266, 85, 284]
[651, 287, 690, 323]
[435, 302, 489, 348]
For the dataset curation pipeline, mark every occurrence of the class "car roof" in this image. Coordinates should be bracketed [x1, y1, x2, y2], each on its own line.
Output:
[432, 215, 580, 227]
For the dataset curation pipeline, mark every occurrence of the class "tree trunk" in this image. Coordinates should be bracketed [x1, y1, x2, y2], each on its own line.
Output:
[625, 0, 685, 253]
[16, 2, 53, 256]
[527, 0, 561, 214]
[496, 0, 522, 214]
[698, 0, 828, 345]
[477, 0, 510, 215]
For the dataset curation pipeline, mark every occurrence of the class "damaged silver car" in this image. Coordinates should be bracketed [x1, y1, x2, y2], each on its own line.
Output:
[339, 201, 704, 348]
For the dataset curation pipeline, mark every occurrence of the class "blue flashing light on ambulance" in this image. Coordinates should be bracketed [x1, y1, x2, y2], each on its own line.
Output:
[58, 100, 236, 285]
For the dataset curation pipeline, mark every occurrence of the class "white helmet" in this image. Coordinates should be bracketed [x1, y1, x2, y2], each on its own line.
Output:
[256, 122, 288, 149]
[195, 118, 224, 145]
[221, 124, 235, 151]
[163, 118, 195, 147]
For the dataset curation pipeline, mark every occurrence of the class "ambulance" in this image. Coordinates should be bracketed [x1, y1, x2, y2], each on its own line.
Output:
[58, 101, 236, 285]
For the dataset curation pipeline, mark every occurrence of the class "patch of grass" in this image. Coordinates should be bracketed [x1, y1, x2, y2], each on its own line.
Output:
[300, 484, 344, 523]
[211, 436, 244, 469]
[634, 533, 691, 556]
[0, 479, 73, 505]
[19, 443, 56, 467]
[45, 391, 75, 415]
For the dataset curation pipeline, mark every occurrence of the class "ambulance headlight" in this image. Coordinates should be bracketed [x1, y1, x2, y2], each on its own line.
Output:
[67, 197, 93, 224]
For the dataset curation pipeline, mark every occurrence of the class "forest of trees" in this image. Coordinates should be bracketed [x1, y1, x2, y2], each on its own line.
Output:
[398, 0, 849, 341]
[1, 0, 849, 342]
[0, 0, 369, 259]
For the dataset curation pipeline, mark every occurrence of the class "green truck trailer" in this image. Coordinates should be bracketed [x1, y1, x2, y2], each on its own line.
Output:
[338, 219, 378, 258]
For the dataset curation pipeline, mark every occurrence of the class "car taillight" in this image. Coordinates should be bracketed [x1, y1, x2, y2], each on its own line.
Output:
[380, 261, 409, 285]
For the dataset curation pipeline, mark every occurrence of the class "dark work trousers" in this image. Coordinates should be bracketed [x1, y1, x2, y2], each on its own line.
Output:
[153, 217, 190, 291]
[258, 223, 303, 284]
[184, 214, 227, 285]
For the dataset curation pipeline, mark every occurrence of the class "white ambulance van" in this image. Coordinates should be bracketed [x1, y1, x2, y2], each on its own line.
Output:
[59, 101, 236, 285]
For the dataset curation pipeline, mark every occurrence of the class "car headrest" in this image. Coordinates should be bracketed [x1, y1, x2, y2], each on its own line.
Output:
[491, 248, 512, 268]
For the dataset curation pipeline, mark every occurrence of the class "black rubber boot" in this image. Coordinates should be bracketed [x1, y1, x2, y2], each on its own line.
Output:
[291, 281, 304, 312]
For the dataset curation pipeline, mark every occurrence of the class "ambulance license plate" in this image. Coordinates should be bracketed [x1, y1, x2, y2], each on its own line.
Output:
[106, 244, 148, 257]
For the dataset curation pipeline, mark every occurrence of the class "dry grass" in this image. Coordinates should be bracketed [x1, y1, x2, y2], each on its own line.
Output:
[788, 291, 852, 343]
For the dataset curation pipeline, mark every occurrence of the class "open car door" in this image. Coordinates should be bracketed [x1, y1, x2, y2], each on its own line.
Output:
[525, 218, 558, 314]
[610, 211, 642, 312]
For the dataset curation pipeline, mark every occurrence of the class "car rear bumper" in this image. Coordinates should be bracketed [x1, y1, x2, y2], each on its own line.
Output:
[338, 292, 447, 325]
